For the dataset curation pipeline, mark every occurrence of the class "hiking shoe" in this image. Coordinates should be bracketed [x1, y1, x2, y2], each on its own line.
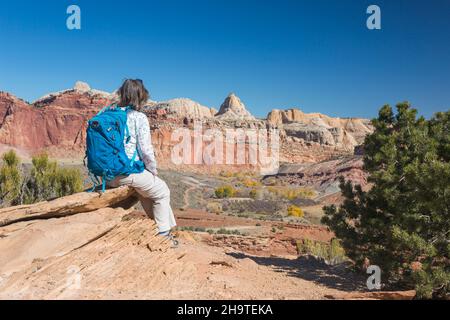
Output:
[159, 231, 179, 248]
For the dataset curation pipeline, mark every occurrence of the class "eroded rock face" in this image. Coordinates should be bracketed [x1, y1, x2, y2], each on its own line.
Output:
[33, 81, 114, 108]
[284, 123, 337, 146]
[266, 156, 369, 202]
[147, 98, 216, 120]
[216, 93, 256, 121]
[73, 81, 91, 92]
[268, 108, 373, 150]
[0, 83, 373, 169]
[0, 88, 111, 159]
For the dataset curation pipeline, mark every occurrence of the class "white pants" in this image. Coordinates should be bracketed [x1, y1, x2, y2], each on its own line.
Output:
[108, 170, 177, 233]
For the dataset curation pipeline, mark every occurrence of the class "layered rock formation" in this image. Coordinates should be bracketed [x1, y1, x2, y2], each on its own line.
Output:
[215, 93, 256, 121]
[268, 109, 373, 150]
[266, 156, 369, 201]
[0, 82, 373, 170]
[33, 81, 114, 108]
[0, 186, 138, 227]
[146, 98, 216, 120]
[0, 87, 109, 160]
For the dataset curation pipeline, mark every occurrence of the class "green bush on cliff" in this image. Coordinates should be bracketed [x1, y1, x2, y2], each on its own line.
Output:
[0, 151, 83, 206]
[0, 150, 23, 206]
[22, 153, 83, 204]
[322, 103, 450, 299]
[53, 167, 84, 198]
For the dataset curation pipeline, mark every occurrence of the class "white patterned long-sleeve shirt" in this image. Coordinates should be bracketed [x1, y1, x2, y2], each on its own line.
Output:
[122, 108, 158, 175]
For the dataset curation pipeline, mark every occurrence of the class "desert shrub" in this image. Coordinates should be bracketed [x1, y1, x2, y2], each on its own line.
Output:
[206, 201, 223, 214]
[234, 171, 257, 179]
[178, 226, 205, 232]
[215, 185, 236, 198]
[22, 153, 83, 204]
[0, 152, 83, 206]
[286, 188, 314, 200]
[25, 153, 59, 201]
[248, 188, 266, 200]
[54, 167, 83, 198]
[177, 226, 209, 233]
[216, 228, 242, 235]
[219, 170, 233, 178]
[287, 205, 304, 218]
[322, 104, 450, 298]
[297, 238, 347, 265]
[0, 150, 22, 206]
[178, 226, 193, 231]
[329, 238, 347, 265]
[230, 187, 249, 198]
[267, 186, 315, 201]
[238, 177, 261, 188]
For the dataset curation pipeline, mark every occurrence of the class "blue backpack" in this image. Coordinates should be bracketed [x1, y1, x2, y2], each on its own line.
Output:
[85, 105, 145, 192]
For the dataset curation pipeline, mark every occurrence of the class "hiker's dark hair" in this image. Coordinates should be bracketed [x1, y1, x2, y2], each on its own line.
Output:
[117, 79, 149, 111]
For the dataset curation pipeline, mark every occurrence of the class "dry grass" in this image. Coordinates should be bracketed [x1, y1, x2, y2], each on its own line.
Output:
[297, 238, 347, 265]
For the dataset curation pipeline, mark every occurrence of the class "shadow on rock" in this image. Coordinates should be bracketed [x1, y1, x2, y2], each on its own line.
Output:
[227, 252, 366, 292]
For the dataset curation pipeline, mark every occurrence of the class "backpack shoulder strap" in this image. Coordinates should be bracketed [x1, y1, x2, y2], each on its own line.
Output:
[123, 107, 132, 142]
[124, 108, 139, 166]
[97, 105, 112, 115]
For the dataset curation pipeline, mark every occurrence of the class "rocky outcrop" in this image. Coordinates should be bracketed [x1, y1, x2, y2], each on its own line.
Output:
[0, 189, 302, 299]
[33, 81, 114, 107]
[215, 93, 256, 121]
[0, 87, 111, 159]
[73, 81, 91, 93]
[265, 156, 369, 200]
[0, 186, 138, 227]
[0, 190, 178, 299]
[0, 188, 406, 300]
[147, 98, 216, 120]
[284, 123, 338, 146]
[0, 83, 373, 169]
[268, 108, 373, 150]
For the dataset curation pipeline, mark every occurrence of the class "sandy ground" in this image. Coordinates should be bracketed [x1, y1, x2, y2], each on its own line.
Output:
[0, 209, 365, 300]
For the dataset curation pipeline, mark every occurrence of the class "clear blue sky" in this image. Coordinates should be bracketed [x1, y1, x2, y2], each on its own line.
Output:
[0, 0, 449, 119]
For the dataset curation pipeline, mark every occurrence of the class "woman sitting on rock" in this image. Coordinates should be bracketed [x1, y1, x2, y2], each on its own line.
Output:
[107, 79, 177, 245]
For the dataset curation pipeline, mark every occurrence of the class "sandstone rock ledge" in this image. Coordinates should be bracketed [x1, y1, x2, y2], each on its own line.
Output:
[0, 188, 179, 299]
[0, 188, 416, 300]
[0, 186, 138, 227]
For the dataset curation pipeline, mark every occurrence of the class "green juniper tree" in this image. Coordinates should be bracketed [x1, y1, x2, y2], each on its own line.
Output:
[322, 103, 449, 299]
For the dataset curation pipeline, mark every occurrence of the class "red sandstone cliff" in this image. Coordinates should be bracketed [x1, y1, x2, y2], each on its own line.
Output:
[0, 82, 373, 172]
[0, 90, 109, 160]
